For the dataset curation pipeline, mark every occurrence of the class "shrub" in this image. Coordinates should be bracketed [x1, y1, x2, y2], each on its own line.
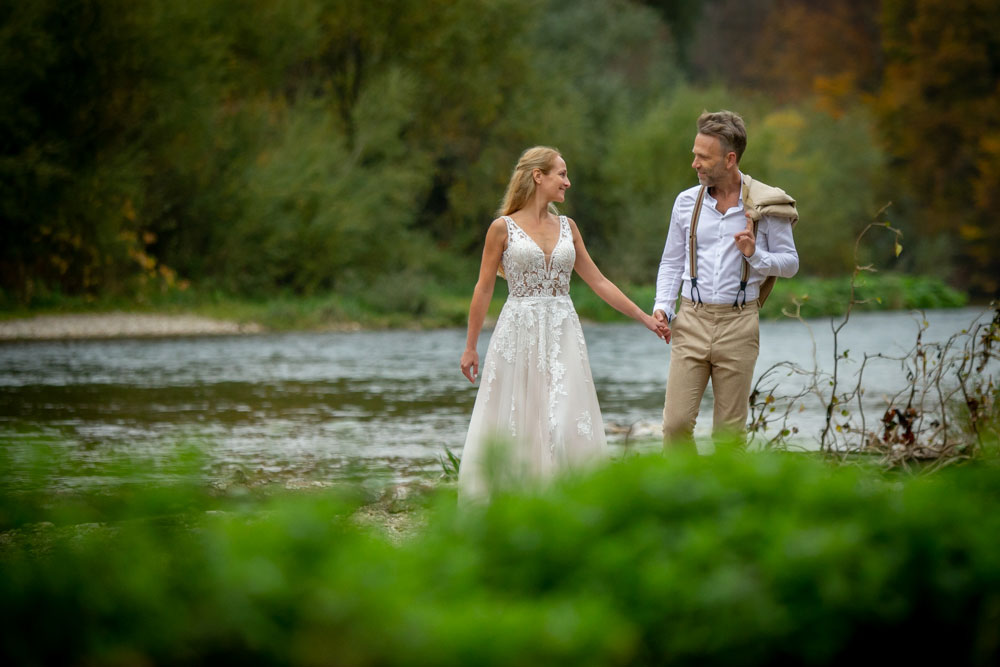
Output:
[569, 274, 967, 324]
[2, 446, 1000, 665]
[766, 272, 969, 319]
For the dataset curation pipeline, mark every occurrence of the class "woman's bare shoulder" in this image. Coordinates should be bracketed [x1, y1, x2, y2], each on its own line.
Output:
[488, 217, 509, 233]
[484, 217, 509, 244]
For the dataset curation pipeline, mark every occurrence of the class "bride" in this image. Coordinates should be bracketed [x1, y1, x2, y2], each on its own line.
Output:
[458, 146, 669, 501]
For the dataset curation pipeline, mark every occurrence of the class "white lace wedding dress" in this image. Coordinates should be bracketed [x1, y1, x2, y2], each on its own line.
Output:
[458, 215, 608, 501]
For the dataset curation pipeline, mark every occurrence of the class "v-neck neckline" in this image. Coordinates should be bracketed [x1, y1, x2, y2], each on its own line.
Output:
[506, 216, 563, 269]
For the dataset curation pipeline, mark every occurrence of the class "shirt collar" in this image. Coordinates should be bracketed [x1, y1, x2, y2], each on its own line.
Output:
[702, 171, 745, 209]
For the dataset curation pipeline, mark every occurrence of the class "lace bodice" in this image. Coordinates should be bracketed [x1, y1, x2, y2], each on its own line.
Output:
[502, 216, 575, 297]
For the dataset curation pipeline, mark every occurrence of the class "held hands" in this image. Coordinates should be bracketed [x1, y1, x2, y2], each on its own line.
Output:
[733, 213, 756, 258]
[460, 348, 479, 383]
[650, 310, 672, 344]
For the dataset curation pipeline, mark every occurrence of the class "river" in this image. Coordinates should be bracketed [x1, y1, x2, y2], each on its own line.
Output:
[0, 306, 992, 486]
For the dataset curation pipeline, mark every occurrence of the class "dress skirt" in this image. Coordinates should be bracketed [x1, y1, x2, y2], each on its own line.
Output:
[458, 295, 608, 501]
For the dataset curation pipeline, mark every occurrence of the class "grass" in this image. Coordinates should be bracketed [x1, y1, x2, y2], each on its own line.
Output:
[572, 272, 969, 322]
[0, 282, 506, 331]
[0, 273, 969, 331]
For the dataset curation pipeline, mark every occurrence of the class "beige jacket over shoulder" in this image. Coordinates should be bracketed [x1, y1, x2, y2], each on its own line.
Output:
[741, 174, 797, 306]
[741, 173, 797, 224]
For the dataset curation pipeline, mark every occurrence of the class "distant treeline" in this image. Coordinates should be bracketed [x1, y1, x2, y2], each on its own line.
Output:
[1, 0, 997, 307]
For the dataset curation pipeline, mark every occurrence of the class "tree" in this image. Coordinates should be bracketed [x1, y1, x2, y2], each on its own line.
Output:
[685, 0, 882, 110]
[878, 0, 1000, 295]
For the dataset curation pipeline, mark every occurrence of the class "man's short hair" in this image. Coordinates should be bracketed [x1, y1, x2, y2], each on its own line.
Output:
[697, 110, 747, 163]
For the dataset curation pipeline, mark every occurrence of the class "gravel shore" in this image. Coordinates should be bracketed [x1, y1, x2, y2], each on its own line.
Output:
[0, 313, 263, 341]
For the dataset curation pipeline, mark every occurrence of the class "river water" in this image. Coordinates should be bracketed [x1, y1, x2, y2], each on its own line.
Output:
[0, 306, 992, 486]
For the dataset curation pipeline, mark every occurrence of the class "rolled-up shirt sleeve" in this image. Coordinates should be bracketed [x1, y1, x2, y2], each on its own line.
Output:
[653, 199, 686, 319]
[746, 215, 798, 278]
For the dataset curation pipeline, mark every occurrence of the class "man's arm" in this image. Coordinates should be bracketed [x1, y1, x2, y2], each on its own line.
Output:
[653, 200, 686, 321]
[745, 216, 798, 278]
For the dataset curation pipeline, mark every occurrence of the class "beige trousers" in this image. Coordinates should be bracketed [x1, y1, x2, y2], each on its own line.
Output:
[663, 298, 759, 449]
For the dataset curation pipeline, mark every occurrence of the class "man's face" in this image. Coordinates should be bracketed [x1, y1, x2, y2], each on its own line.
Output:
[691, 133, 731, 187]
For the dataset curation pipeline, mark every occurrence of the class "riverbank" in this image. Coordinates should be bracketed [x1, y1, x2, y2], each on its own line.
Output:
[0, 273, 972, 340]
[0, 312, 264, 341]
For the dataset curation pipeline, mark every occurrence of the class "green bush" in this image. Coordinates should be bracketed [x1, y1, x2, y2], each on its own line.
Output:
[569, 274, 968, 323]
[766, 272, 969, 319]
[3, 444, 1000, 665]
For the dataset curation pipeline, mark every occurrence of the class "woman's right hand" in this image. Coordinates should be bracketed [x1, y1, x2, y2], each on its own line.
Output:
[461, 348, 479, 383]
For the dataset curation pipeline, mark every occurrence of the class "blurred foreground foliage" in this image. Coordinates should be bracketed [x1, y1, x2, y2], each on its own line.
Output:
[3, 441, 1000, 665]
[2, 0, 996, 310]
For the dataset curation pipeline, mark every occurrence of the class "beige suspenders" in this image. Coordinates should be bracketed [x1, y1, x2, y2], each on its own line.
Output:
[687, 182, 758, 310]
[687, 186, 707, 306]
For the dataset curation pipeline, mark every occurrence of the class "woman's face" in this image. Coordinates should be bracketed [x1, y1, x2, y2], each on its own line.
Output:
[535, 156, 571, 203]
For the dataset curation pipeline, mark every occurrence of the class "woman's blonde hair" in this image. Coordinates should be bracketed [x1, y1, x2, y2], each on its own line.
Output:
[497, 146, 561, 218]
[494, 146, 562, 280]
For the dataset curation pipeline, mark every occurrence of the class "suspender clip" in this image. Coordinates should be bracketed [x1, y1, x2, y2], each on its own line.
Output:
[690, 277, 704, 307]
[733, 280, 748, 310]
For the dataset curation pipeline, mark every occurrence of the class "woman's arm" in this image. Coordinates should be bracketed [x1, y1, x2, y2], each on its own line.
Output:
[568, 218, 670, 342]
[461, 218, 507, 382]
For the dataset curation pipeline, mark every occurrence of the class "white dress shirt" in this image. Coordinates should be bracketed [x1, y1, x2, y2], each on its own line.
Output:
[654, 176, 799, 320]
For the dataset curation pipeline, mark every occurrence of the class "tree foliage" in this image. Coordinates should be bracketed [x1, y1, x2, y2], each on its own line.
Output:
[877, 0, 1000, 295]
[0, 0, 992, 305]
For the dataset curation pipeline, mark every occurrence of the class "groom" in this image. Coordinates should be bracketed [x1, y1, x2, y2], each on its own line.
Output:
[653, 110, 799, 450]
